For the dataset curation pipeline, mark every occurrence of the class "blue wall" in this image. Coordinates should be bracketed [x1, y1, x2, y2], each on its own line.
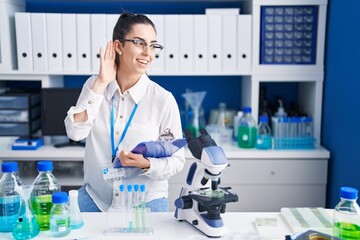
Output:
[323, 0, 360, 207]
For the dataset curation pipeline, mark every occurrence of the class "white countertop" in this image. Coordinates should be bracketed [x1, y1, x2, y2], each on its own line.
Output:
[0, 212, 293, 240]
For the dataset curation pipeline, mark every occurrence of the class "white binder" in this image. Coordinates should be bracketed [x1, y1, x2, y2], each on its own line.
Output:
[179, 15, 194, 72]
[77, 14, 91, 72]
[207, 15, 222, 72]
[237, 15, 252, 73]
[194, 15, 207, 72]
[31, 13, 48, 71]
[15, 12, 33, 71]
[146, 14, 165, 73]
[222, 15, 237, 72]
[106, 14, 118, 42]
[164, 15, 179, 72]
[91, 14, 106, 72]
[46, 13, 63, 72]
[62, 14, 77, 72]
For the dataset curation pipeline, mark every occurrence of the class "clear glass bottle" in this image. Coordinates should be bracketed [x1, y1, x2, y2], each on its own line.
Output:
[333, 186, 360, 239]
[237, 107, 257, 148]
[233, 111, 243, 141]
[217, 102, 227, 128]
[256, 115, 272, 149]
[31, 161, 61, 231]
[0, 162, 23, 232]
[50, 192, 71, 237]
[69, 190, 84, 229]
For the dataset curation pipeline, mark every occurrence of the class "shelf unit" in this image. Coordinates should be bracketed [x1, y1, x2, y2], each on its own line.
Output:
[0, 0, 330, 211]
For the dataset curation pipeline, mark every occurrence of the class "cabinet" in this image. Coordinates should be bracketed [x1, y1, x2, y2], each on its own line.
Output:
[0, 0, 330, 211]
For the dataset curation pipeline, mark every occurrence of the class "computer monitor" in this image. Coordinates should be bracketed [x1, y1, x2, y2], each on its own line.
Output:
[41, 88, 85, 148]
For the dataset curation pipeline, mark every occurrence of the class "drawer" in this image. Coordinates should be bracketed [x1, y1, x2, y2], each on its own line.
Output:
[0, 106, 40, 122]
[0, 93, 40, 109]
[0, 118, 40, 136]
[170, 159, 328, 185]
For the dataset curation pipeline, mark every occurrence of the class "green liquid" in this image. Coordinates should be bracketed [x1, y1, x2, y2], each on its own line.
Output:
[334, 222, 360, 239]
[238, 127, 257, 148]
[31, 195, 53, 231]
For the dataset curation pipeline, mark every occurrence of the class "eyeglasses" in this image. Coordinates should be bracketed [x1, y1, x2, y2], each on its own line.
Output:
[120, 38, 164, 55]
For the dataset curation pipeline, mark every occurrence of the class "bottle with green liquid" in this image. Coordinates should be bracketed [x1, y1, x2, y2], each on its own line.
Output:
[31, 161, 60, 231]
[237, 107, 257, 148]
[333, 186, 360, 239]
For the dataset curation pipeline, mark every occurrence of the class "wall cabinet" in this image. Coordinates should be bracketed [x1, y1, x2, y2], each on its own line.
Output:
[0, 0, 330, 211]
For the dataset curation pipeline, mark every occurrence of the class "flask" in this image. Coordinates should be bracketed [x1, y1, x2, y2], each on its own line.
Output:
[50, 192, 71, 237]
[237, 107, 257, 148]
[31, 160, 61, 231]
[333, 186, 360, 239]
[233, 111, 243, 141]
[256, 115, 272, 149]
[0, 162, 23, 232]
[217, 102, 227, 128]
[69, 190, 84, 229]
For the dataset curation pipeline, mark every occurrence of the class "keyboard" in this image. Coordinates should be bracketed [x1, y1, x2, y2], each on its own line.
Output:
[281, 207, 333, 235]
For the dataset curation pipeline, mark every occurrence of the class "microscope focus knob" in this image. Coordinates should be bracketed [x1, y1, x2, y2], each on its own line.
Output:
[175, 196, 193, 209]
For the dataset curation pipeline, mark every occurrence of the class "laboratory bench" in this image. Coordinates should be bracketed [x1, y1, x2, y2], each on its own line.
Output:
[0, 212, 294, 240]
[0, 139, 330, 212]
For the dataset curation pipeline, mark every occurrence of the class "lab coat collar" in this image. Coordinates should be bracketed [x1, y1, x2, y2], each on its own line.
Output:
[106, 74, 149, 104]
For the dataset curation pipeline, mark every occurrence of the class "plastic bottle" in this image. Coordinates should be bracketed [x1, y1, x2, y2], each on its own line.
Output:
[333, 186, 360, 239]
[50, 192, 71, 237]
[233, 111, 243, 141]
[275, 99, 287, 118]
[237, 107, 257, 148]
[0, 162, 23, 232]
[31, 161, 61, 231]
[256, 115, 272, 149]
[69, 190, 84, 229]
[217, 102, 227, 128]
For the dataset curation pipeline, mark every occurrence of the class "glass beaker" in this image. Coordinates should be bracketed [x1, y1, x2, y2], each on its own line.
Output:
[12, 185, 40, 240]
[182, 91, 206, 137]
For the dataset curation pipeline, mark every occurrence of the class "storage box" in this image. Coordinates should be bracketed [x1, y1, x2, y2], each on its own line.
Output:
[0, 0, 25, 71]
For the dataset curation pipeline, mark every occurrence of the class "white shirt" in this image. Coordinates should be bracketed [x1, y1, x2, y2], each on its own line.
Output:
[65, 74, 185, 211]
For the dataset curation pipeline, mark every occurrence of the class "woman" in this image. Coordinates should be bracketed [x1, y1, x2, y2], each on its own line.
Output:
[65, 13, 185, 212]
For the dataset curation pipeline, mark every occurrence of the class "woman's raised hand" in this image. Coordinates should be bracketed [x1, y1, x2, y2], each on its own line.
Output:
[98, 41, 117, 84]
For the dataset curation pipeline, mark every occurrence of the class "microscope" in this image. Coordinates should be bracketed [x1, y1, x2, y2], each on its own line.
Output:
[174, 128, 238, 238]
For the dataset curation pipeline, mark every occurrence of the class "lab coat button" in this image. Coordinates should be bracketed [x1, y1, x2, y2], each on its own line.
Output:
[88, 100, 93, 104]
[121, 97, 124, 101]
[119, 115, 123, 119]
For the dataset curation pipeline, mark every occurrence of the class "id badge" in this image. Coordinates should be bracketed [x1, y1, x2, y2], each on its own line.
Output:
[101, 164, 126, 182]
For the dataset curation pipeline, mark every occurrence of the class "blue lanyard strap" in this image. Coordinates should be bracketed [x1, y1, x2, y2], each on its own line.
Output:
[110, 96, 139, 161]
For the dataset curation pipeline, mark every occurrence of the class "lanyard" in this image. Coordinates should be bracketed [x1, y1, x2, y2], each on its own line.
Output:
[110, 96, 138, 161]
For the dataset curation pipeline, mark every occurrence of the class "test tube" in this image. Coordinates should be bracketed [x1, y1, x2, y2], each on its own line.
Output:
[127, 184, 133, 232]
[140, 184, 147, 231]
[119, 184, 125, 211]
[133, 184, 140, 230]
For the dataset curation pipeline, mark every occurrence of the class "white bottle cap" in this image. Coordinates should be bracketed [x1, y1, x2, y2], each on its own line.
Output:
[69, 190, 78, 197]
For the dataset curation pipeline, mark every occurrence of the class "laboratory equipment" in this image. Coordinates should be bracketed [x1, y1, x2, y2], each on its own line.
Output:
[12, 185, 40, 240]
[333, 187, 360, 239]
[237, 107, 257, 148]
[182, 91, 206, 137]
[49, 192, 71, 237]
[0, 162, 23, 232]
[174, 128, 238, 237]
[233, 111, 243, 141]
[69, 190, 84, 229]
[256, 115, 272, 149]
[31, 160, 61, 231]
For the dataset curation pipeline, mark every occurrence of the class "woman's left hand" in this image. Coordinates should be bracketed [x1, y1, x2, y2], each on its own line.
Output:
[119, 150, 150, 169]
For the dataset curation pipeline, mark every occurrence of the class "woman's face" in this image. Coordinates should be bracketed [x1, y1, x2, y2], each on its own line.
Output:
[116, 23, 157, 75]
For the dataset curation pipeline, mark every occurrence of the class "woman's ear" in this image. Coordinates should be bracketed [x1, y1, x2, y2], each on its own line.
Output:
[114, 40, 123, 55]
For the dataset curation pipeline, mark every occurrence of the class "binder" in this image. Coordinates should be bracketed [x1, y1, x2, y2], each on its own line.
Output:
[15, 12, 33, 71]
[46, 13, 63, 72]
[31, 13, 48, 71]
[222, 15, 237, 72]
[179, 15, 194, 72]
[91, 14, 107, 72]
[194, 15, 207, 72]
[164, 15, 179, 72]
[146, 14, 165, 73]
[237, 15, 252, 73]
[62, 14, 77, 72]
[207, 15, 222, 72]
[106, 14, 118, 42]
[77, 14, 91, 72]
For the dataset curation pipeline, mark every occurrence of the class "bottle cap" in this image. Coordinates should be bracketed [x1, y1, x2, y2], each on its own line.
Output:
[127, 184, 133, 192]
[242, 107, 251, 113]
[69, 190, 78, 197]
[119, 184, 125, 192]
[340, 186, 358, 200]
[140, 184, 146, 192]
[52, 192, 68, 204]
[134, 184, 139, 192]
[2, 162, 18, 173]
[37, 160, 53, 172]
[259, 115, 269, 123]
